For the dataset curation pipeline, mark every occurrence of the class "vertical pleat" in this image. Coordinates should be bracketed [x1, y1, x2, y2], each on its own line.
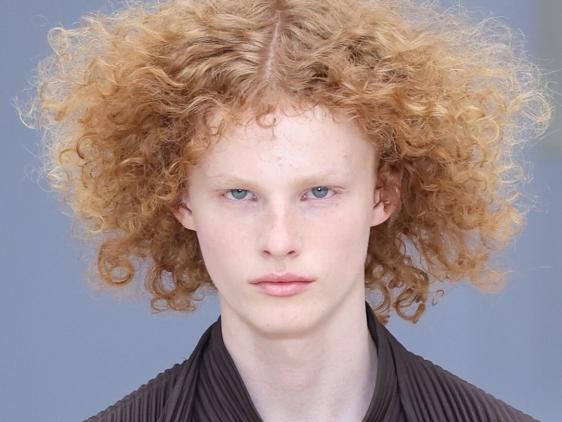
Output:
[363, 301, 406, 421]
[190, 318, 266, 421]
[381, 319, 540, 422]
[83, 359, 187, 422]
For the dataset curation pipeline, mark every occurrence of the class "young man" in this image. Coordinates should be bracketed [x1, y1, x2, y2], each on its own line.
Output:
[21, 0, 550, 420]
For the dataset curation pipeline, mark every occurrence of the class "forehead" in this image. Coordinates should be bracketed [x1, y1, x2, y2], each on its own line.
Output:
[199, 104, 375, 171]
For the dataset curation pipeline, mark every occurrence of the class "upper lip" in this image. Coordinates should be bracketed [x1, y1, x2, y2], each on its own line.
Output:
[250, 272, 315, 284]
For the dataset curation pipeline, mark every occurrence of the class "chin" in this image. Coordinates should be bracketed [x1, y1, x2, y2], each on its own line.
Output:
[247, 305, 321, 340]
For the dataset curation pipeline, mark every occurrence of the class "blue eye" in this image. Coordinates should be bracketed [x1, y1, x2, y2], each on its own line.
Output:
[227, 189, 251, 201]
[224, 186, 336, 202]
[309, 186, 330, 199]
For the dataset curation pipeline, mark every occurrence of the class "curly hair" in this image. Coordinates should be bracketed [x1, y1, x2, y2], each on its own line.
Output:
[17, 0, 551, 323]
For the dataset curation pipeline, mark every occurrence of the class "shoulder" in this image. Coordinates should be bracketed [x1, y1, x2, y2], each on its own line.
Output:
[383, 328, 538, 421]
[83, 319, 217, 422]
[411, 354, 538, 421]
[83, 358, 189, 422]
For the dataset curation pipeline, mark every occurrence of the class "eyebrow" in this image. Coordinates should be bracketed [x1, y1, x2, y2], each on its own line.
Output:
[207, 170, 351, 187]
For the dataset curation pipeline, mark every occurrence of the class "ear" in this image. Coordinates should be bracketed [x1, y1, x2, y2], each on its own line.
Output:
[371, 162, 402, 227]
[172, 190, 197, 231]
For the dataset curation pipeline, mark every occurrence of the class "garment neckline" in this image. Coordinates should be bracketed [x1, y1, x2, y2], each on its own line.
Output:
[209, 301, 400, 421]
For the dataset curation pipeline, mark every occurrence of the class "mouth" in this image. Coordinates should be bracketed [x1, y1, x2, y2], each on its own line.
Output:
[249, 272, 316, 297]
[249, 272, 315, 284]
[251, 280, 314, 297]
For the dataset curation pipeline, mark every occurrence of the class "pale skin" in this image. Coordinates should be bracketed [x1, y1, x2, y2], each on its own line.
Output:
[173, 104, 401, 421]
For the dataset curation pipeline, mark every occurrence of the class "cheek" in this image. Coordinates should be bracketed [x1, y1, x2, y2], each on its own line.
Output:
[322, 218, 370, 259]
[315, 204, 372, 267]
[194, 218, 251, 283]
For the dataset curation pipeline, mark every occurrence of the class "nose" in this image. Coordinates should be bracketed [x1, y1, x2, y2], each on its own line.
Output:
[260, 202, 301, 259]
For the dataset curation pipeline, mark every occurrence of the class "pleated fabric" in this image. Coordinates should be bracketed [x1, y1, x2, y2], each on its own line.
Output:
[382, 323, 539, 422]
[84, 301, 538, 422]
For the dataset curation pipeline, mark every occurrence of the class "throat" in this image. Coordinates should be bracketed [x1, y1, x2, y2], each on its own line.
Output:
[221, 310, 378, 421]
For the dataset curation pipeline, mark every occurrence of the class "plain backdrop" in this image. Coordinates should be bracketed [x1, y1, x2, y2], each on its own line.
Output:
[2, 0, 561, 421]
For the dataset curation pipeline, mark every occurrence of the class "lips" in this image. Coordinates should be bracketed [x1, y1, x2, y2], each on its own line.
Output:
[249, 272, 315, 284]
[253, 281, 312, 297]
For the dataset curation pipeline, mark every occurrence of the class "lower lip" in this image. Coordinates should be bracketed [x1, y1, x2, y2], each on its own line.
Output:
[253, 281, 313, 297]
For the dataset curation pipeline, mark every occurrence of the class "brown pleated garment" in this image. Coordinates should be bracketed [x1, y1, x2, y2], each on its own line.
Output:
[84, 302, 538, 422]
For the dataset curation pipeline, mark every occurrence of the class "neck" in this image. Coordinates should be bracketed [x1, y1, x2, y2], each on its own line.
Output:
[220, 298, 378, 422]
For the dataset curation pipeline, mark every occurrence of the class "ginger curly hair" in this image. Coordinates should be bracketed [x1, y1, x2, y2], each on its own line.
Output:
[18, 0, 551, 323]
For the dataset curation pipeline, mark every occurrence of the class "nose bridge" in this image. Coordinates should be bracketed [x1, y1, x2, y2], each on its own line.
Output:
[261, 196, 300, 256]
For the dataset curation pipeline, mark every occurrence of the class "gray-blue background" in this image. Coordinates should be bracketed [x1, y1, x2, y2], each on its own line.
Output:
[2, 0, 561, 421]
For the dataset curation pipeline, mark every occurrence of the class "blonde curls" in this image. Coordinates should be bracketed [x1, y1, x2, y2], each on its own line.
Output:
[17, 0, 552, 323]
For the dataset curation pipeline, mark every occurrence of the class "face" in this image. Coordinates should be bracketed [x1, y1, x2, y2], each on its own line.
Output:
[174, 105, 397, 339]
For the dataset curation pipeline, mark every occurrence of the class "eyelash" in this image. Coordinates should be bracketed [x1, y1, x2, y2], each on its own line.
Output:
[222, 186, 340, 203]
